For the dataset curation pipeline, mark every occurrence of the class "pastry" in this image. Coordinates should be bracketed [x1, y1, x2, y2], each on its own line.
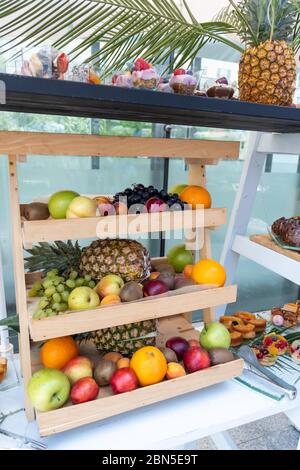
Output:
[290, 340, 300, 363]
[271, 216, 300, 247]
[230, 331, 243, 347]
[169, 68, 197, 95]
[132, 58, 158, 89]
[112, 72, 133, 88]
[233, 322, 256, 339]
[271, 306, 297, 328]
[157, 78, 173, 93]
[21, 47, 69, 80]
[248, 318, 267, 333]
[206, 77, 234, 99]
[283, 301, 300, 324]
[252, 346, 277, 366]
[234, 311, 256, 322]
[263, 334, 288, 356]
[220, 315, 244, 331]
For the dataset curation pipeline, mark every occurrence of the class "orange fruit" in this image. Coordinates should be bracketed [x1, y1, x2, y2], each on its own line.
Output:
[101, 294, 121, 306]
[130, 346, 167, 386]
[180, 185, 212, 209]
[117, 357, 130, 369]
[191, 259, 226, 287]
[40, 336, 78, 369]
[183, 264, 193, 279]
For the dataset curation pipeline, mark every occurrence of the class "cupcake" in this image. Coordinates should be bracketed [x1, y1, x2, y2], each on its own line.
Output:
[206, 77, 235, 99]
[112, 72, 133, 88]
[132, 58, 158, 90]
[157, 77, 173, 93]
[169, 68, 197, 95]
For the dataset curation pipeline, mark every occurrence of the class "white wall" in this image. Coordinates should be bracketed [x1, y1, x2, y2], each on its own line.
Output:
[186, 0, 229, 21]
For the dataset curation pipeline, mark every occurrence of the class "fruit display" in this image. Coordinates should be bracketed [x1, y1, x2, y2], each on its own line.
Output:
[70, 377, 99, 405]
[28, 368, 70, 412]
[110, 367, 139, 394]
[68, 286, 100, 311]
[23, 202, 49, 221]
[167, 245, 193, 273]
[169, 68, 197, 95]
[200, 322, 231, 350]
[271, 216, 300, 247]
[66, 196, 97, 218]
[166, 337, 189, 360]
[20, 46, 69, 80]
[95, 274, 124, 297]
[94, 359, 117, 386]
[48, 190, 79, 219]
[166, 362, 186, 379]
[62, 356, 93, 384]
[220, 312, 267, 347]
[191, 259, 226, 287]
[179, 185, 212, 210]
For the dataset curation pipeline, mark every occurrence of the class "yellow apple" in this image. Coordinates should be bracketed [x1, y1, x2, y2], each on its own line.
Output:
[95, 274, 124, 298]
[66, 196, 97, 218]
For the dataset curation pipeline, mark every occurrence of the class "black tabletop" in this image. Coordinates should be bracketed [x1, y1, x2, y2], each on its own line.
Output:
[1, 73, 300, 133]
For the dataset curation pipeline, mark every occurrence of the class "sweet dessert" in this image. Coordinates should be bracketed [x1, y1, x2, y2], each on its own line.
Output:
[271, 216, 300, 247]
[248, 318, 267, 333]
[112, 72, 133, 88]
[252, 345, 278, 366]
[132, 58, 158, 90]
[263, 334, 288, 356]
[220, 315, 243, 331]
[233, 322, 256, 339]
[20, 47, 69, 79]
[283, 301, 300, 324]
[206, 77, 235, 99]
[157, 77, 173, 93]
[234, 311, 256, 322]
[71, 64, 101, 84]
[290, 340, 300, 363]
[230, 331, 243, 347]
[271, 306, 298, 328]
[169, 68, 197, 95]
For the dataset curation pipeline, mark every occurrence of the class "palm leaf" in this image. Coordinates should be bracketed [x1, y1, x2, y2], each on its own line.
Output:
[0, 0, 242, 72]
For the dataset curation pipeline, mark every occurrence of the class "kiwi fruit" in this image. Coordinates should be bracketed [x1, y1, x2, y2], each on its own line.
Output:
[174, 277, 196, 290]
[209, 348, 235, 366]
[157, 272, 175, 290]
[94, 359, 117, 386]
[23, 202, 50, 221]
[120, 281, 143, 302]
[151, 262, 175, 275]
[159, 347, 178, 363]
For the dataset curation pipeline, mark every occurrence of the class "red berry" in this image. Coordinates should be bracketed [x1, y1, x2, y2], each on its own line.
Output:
[135, 58, 150, 71]
[112, 74, 119, 84]
[174, 68, 186, 76]
[264, 336, 273, 347]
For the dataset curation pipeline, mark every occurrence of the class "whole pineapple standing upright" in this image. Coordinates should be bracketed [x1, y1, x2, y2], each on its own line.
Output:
[236, 0, 298, 105]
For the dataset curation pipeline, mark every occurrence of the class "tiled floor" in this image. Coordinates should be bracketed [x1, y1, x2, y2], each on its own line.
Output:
[197, 413, 300, 450]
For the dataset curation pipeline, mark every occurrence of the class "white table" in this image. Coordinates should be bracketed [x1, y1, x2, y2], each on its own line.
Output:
[1, 365, 300, 450]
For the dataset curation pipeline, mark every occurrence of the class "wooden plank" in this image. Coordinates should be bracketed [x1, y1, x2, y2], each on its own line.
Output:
[250, 234, 300, 262]
[28, 284, 237, 341]
[0, 131, 240, 160]
[8, 155, 35, 421]
[36, 316, 243, 436]
[22, 208, 226, 244]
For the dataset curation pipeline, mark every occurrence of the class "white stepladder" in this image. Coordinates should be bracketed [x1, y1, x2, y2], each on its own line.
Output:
[218, 131, 300, 449]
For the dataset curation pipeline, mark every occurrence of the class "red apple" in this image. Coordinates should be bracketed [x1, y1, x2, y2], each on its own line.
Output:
[110, 367, 138, 394]
[183, 346, 211, 373]
[166, 336, 189, 360]
[143, 279, 168, 297]
[62, 356, 93, 385]
[70, 377, 99, 404]
[188, 339, 200, 348]
[146, 197, 168, 213]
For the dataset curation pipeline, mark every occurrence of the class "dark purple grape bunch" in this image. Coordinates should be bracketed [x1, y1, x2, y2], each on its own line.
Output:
[113, 184, 186, 211]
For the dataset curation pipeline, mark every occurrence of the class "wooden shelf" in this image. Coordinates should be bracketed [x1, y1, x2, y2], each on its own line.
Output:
[22, 208, 226, 244]
[1, 73, 300, 133]
[232, 235, 299, 285]
[32, 316, 243, 437]
[28, 284, 237, 342]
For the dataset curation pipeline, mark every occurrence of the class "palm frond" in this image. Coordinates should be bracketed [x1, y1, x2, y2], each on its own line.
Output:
[0, 0, 243, 72]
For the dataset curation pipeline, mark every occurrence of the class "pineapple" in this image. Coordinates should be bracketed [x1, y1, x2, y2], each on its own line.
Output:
[80, 239, 151, 282]
[79, 320, 157, 356]
[236, 0, 297, 105]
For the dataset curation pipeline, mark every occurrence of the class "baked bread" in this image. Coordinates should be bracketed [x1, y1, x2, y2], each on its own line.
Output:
[248, 318, 267, 332]
[233, 323, 256, 339]
[230, 331, 243, 347]
[220, 315, 244, 331]
[235, 311, 256, 322]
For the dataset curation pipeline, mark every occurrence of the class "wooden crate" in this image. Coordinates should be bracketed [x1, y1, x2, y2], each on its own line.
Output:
[5, 131, 242, 434]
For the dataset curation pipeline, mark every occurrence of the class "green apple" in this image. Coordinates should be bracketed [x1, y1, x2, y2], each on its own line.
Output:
[68, 286, 100, 311]
[95, 274, 124, 298]
[66, 196, 97, 218]
[167, 244, 193, 273]
[48, 190, 79, 219]
[169, 184, 188, 195]
[200, 322, 231, 350]
[28, 368, 70, 412]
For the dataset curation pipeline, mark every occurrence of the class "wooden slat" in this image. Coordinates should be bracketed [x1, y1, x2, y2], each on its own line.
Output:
[22, 208, 226, 244]
[250, 234, 300, 262]
[0, 131, 240, 160]
[28, 284, 237, 341]
[36, 316, 243, 436]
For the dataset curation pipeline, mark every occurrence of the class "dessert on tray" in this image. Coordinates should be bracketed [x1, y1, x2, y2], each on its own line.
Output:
[220, 311, 267, 346]
[131, 58, 158, 90]
[112, 71, 133, 88]
[271, 300, 300, 328]
[271, 216, 300, 247]
[20, 46, 69, 80]
[169, 68, 197, 95]
[206, 77, 235, 99]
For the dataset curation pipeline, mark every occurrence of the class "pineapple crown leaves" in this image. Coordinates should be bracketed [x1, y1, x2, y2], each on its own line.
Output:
[217, 0, 300, 50]
[24, 240, 82, 275]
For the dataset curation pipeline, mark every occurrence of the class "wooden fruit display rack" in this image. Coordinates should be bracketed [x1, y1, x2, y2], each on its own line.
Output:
[8, 73, 300, 436]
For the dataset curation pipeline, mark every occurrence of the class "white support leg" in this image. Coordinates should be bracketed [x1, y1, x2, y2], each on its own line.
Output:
[216, 132, 267, 317]
[211, 431, 238, 450]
